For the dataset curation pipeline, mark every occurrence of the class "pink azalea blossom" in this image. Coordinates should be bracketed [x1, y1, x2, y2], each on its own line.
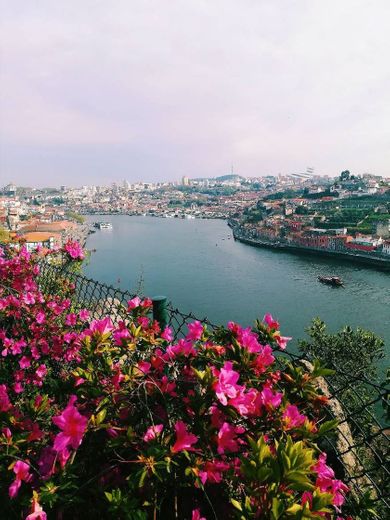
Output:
[263, 313, 280, 330]
[282, 405, 306, 429]
[312, 453, 349, 508]
[253, 345, 275, 373]
[113, 327, 131, 345]
[13, 382, 24, 394]
[166, 339, 197, 358]
[84, 317, 113, 337]
[35, 311, 46, 324]
[192, 509, 206, 520]
[52, 395, 88, 454]
[0, 384, 11, 411]
[23, 292, 36, 305]
[65, 313, 77, 326]
[79, 309, 90, 321]
[19, 356, 31, 369]
[35, 364, 47, 379]
[229, 388, 259, 416]
[214, 361, 242, 406]
[217, 422, 245, 454]
[199, 460, 230, 484]
[9, 460, 31, 498]
[127, 296, 141, 310]
[259, 385, 282, 410]
[140, 297, 153, 308]
[143, 424, 164, 442]
[236, 327, 262, 353]
[161, 326, 173, 342]
[171, 421, 199, 453]
[137, 316, 149, 329]
[186, 321, 204, 341]
[274, 334, 292, 350]
[137, 361, 151, 374]
[26, 496, 47, 520]
[64, 240, 84, 260]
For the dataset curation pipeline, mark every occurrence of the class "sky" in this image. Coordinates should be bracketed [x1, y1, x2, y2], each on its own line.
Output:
[1, 0, 390, 187]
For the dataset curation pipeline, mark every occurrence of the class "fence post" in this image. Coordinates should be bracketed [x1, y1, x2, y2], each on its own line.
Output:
[152, 295, 168, 330]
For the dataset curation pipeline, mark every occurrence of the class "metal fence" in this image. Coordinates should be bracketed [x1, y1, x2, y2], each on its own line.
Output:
[32, 260, 390, 515]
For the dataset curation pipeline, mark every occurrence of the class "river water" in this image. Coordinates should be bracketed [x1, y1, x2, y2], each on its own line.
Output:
[84, 215, 390, 364]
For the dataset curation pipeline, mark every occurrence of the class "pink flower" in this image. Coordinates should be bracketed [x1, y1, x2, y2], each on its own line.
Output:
[143, 424, 164, 442]
[229, 388, 259, 416]
[161, 326, 173, 342]
[79, 309, 90, 321]
[214, 361, 242, 406]
[23, 292, 36, 305]
[282, 405, 306, 429]
[52, 395, 88, 454]
[113, 327, 131, 345]
[171, 421, 199, 453]
[253, 345, 275, 373]
[9, 460, 31, 498]
[274, 334, 292, 350]
[263, 313, 279, 330]
[127, 296, 141, 310]
[259, 385, 282, 410]
[84, 317, 113, 337]
[236, 327, 262, 353]
[137, 361, 151, 374]
[199, 460, 230, 484]
[217, 422, 245, 454]
[0, 384, 11, 411]
[192, 509, 206, 520]
[64, 240, 84, 260]
[19, 356, 31, 369]
[13, 382, 24, 394]
[312, 453, 348, 508]
[65, 313, 77, 326]
[186, 321, 203, 341]
[35, 311, 46, 324]
[166, 339, 197, 358]
[26, 496, 47, 520]
[35, 364, 47, 379]
[312, 453, 334, 480]
[141, 297, 153, 308]
[137, 316, 149, 329]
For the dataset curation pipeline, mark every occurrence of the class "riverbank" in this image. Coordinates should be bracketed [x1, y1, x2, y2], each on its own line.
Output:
[232, 230, 390, 269]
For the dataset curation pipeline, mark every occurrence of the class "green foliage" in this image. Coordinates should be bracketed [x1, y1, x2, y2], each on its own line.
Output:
[65, 211, 86, 224]
[299, 319, 384, 382]
[0, 227, 10, 243]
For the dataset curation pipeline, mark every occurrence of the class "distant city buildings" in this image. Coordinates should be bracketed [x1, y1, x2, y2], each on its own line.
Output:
[1, 171, 389, 260]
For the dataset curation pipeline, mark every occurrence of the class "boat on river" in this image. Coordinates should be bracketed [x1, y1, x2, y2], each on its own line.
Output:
[94, 222, 113, 230]
[318, 275, 343, 287]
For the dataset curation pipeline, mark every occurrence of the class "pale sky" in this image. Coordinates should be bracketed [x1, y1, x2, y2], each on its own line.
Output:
[1, 0, 390, 186]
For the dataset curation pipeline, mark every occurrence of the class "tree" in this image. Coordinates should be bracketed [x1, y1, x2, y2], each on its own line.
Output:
[300, 318, 384, 382]
[340, 170, 351, 182]
[0, 227, 10, 243]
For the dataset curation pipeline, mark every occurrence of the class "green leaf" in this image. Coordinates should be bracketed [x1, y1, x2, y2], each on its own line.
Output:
[230, 499, 242, 512]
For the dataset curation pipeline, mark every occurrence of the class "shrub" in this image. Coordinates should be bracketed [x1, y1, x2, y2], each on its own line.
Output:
[0, 245, 351, 519]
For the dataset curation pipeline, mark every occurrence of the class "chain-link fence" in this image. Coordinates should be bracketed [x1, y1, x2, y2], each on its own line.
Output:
[14, 259, 390, 515]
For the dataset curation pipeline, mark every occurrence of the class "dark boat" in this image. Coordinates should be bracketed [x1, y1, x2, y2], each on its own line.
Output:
[318, 276, 343, 287]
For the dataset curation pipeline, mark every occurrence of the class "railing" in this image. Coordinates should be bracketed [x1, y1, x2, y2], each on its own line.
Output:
[19, 259, 390, 514]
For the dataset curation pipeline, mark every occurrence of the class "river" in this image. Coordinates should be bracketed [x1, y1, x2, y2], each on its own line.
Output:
[84, 215, 390, 364]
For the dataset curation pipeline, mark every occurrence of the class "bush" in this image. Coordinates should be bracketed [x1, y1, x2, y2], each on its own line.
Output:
[0, 245, 352, 519]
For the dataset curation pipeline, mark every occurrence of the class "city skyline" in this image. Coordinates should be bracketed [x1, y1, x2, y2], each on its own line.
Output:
[1, 1, 390, 186]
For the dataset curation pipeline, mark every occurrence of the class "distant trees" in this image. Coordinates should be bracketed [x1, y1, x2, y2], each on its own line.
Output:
[340, 170, 351, 181]
[0, 227, 10, 242]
